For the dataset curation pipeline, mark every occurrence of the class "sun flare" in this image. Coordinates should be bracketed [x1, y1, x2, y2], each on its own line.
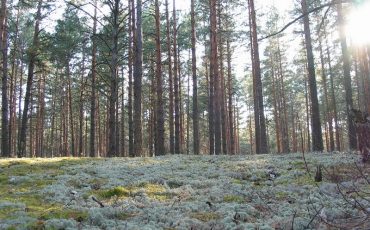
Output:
[345, 2, 370, 46]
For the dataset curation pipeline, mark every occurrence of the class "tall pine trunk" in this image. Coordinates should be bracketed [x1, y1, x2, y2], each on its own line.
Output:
[248, 0, 268, 154]
[18, 0, 43, 157]
[191, 0, 199, 155]
[173, 0, 181, 154]
[165, 0, 174, 154]
[0, 0, 9, 157]
[337, 3, 357, 150]
[133, 0, 143, 156]
[154, 0, 164, 156]
[226, 39, 234, 155]
[90, 0, 97, 157]
[128, 0, 134, 157]
[210, 0, 221, 155]
[107, 0, 120, 157]
[319, 38, 335, 151]
[301, 0, 323, 152]
[66, 62, 75, 156]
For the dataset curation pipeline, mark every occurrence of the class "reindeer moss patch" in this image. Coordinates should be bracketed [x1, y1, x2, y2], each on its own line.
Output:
[115, 211, 139, 220]
[190, 212, 221, 222]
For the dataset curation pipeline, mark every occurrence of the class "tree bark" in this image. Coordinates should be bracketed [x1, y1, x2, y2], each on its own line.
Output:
[248, 0, 268, 154]
[107, 0, 120, 157]
[154, 0, 164, 156]
[90, 0, 97, 157]
[226, 39, 234, 155]
[66, 61, 75, 156]
[218, 8, 227, 155]
[191, 0, 199, 155]
[301, 0, 323, 152]
[165, 0, 174, 154]
[35, 73, 45, 157]
[324, 43, 341, 151]
[9, 7, 21, 157]
[133, 0, 143, 156]
[18, 0, 43, 157]
[319, 38, 334, 151]
[210, 0, 221, 155]
[337, 3, 357, 150]
[173, 0, 181, 154]
[0, 0, 9, 157]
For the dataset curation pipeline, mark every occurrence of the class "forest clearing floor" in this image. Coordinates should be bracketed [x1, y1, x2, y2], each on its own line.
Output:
[0, 152, 369, 230]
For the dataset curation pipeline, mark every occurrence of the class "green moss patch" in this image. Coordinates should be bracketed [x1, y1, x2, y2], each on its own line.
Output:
[39, 209, 88, 222]
[0, 158, 92, 224]
[99, 186, 131, 198]
[96, 183, 173, 202]
[223, 194, 245, 203]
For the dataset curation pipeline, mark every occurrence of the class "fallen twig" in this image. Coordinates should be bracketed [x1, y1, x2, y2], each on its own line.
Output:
[91, 196, 105, 208]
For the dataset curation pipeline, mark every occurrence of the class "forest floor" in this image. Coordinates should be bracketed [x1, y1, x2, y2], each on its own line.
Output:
[0, 152, 369, 230]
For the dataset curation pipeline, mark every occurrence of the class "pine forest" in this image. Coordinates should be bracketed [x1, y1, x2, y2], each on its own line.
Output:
[0, 0, 370, 229]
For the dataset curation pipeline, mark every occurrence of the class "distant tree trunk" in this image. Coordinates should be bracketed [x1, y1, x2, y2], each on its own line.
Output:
[107, 0, 120, 157]
[29, 98, 34, 157]
[326, 38, 341, 151]
[277, 45, 290, 153]
[218, 11, 227, 155]
[9, 7, 21, 157]
[187, 62, 190, 155]
[301, 0, 323, 152]
[271, 62, 281, 153]
[18, 0, 43, 158]
[165, 0, 174, 154]
[337, 3, 357, 150]
[62, 78, 69, 156]
[180, 51, 186, 153]
[248, 115, 253, 154]
[191, 0, 199, 155]
[236, 106, 240, 153]
[35, 73, 45, 157]
[133, 0, 143, 156]
[353, 49, 363, 109]
[149, 58, 155, 156]
[248, 0, 268, 154]
[128, 0, 134, 157]
[226, 39, 234, 155]
[204, 53, 213, 154]
[304, 72, 311, 152]
[154, 0, 164, 156]
[120, 68, 125, 156]
[208, 50, 214, 155]
[0, 0, 9, 157]
[51, 99, 56, 157]
[173, 0, 181, 154]
[66, 61, 76, 156]
[292, 108, 298, 152]
[178, 50, 185, 153]
[298, 113, 305, 153]
[210, 0, 221, 155]
[79, 49, 86, 157]
[319, 38, 334, 151]
[90, 0, 97, 157]
[97, 97, 101, 156]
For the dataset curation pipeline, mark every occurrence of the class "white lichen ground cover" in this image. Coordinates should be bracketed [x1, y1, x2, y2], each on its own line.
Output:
[0, 153, 369, 230]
